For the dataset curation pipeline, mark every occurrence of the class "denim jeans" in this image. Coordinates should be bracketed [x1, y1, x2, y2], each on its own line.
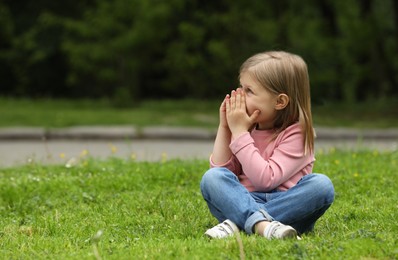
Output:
[200, 167, 335, 235]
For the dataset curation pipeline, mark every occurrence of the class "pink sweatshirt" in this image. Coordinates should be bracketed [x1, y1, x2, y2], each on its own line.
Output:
[210, 123, 315, 192]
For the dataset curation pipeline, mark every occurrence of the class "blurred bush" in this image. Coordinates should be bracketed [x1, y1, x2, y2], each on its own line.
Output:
[0, 0, 397, 104]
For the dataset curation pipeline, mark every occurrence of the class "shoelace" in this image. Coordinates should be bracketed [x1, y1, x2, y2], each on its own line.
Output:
[265, 222, 279, 238]
[216, 222, 234, 235]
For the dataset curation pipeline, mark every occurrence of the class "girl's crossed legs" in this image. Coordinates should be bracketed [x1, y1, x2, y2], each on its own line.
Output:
[200, 167, 334, 235]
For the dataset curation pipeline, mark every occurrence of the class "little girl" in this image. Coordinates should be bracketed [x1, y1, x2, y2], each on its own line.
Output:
[200, 51, 335, 239]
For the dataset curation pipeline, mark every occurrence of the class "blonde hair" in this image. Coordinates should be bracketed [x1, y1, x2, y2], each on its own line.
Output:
[239, 51, 315, 154]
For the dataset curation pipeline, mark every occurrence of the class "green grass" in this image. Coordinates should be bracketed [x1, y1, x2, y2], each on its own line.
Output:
[0, 98, 219, 128]
[312, 99, 398, 128]
[0, 150, 397, 259]
[1, 97, 398, 128]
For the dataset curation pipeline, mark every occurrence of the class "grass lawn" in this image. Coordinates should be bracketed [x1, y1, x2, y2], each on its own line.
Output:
[0, 98, 219, 129]
[0, 150, 397, 259]
[1, 97, 398, 128]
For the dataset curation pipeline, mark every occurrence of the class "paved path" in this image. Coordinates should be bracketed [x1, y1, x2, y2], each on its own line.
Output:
[0, 139, 213, 167]
[0, 126, 397, 168]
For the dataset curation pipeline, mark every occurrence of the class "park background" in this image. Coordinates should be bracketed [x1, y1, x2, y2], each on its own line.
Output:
[1, 0, 398, 109]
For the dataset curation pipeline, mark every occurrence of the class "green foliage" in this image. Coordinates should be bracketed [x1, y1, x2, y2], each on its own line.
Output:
[0, 0, 397, 102]
[0, 151, 397, 259]
[60, 0, 180, 100]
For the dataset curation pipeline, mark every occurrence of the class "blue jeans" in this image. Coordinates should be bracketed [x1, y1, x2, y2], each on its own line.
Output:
[200, 167, 334, 235]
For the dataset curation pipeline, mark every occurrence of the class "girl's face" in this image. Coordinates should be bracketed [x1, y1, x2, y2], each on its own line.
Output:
[239, 72, 278, 130]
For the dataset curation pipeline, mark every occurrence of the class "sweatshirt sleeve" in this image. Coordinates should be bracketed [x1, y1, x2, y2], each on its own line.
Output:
[209, 154, 242, 176]
[229, 127, 313, 191]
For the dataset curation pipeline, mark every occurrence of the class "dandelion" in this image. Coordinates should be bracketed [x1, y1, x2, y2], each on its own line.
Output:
[29, 176, 41, 182]
[65, 157, 77, 168]
[90, 230, 103, 260]
[130, 153, 137, 161]
[91, 230, 103, 243]
[80, 149, 89, 157]
[59, 153, 66, 159]
[108, 143, 117, 154]
[161, 152, 168, 163]
[334, 160, 340, 165]
[353, 172, 359, 178]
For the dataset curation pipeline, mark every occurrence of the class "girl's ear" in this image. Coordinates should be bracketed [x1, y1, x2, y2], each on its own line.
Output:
[275, 94, 289, 110]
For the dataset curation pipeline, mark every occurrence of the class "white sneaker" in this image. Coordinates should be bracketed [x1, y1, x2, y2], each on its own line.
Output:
[263, 221, 297, 239]
[205, 219, 239, 239]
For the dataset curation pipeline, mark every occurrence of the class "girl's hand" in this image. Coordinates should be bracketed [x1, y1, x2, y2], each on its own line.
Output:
[226, 88, 259, 138]
[219, 94, 229, 129]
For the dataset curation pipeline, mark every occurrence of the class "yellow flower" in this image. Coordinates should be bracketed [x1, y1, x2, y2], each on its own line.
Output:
[80, 149, 89, 157]
[59, 153, 66, 159]
[353, 172, 359, 177]
[108, 143, 117, 154]
[130, 153, 137, 161]
[161, 152, 168, 163]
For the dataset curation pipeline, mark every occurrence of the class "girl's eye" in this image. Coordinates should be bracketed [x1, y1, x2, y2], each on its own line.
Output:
[245, 88, 253, 94]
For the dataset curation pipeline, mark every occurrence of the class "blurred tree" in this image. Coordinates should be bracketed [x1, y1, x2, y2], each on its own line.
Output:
[332, 0, 398, 102]
[0, 0, 95, 97]
[0, 0, 397, 103]
[0, 3, 16, 95]
[60, 0, 183, 103]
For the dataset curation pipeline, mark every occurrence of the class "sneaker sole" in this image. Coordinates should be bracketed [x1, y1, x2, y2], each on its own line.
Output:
[281, 229, 297, 239]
